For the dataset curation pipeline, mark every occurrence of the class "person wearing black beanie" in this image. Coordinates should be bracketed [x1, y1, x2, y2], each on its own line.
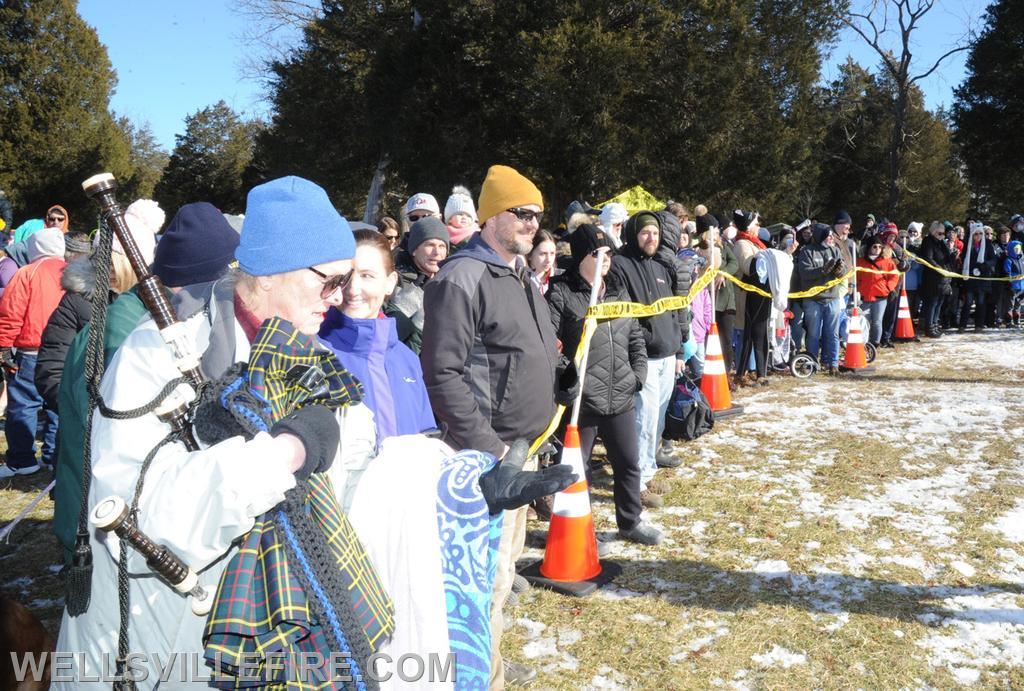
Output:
[546, 230, 661, 545]
[153, 202, 240, 288]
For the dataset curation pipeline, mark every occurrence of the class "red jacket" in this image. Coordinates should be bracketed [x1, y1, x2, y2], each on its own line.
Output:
[0, 257, 66, 349]
[856, 255, 899, 302]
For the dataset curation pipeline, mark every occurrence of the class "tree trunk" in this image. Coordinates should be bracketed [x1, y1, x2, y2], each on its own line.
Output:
[362, 153, 390, 225]
[887, 88, 909, 219]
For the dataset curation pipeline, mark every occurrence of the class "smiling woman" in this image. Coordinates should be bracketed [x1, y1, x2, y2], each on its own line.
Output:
[318, 229, 437, 442]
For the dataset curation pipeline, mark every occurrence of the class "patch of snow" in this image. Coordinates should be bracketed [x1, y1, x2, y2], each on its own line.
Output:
[751, 645, 807, 669]
[950, 560, 976, 578]
[987, 500, 1024, 543]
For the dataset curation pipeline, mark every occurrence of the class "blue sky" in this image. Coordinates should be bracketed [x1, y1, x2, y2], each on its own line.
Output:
[79, 0, 993, 152]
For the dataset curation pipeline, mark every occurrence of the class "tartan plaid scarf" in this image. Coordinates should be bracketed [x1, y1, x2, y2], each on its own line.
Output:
[203, 317, 394, 690]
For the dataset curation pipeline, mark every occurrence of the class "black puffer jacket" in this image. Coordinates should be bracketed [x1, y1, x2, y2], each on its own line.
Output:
[610, 212, 684, 360]
[35, 258, 116, 410]
[654, 210, 692, 342]
[916, 234, 955, 298]
[546, 271, 647, 417]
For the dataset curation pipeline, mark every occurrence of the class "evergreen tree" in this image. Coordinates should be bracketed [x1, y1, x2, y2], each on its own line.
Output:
[252, 0, 844, 223]
[155, 101, 261, 215]
[818, 60, 968, 225]
[952, 0, 1024, 219]
[0, 0, 131, 228]
[115, 117, 169, 205]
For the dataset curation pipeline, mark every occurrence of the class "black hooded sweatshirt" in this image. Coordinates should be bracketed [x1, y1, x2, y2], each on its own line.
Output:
[609, 212, 684, 360]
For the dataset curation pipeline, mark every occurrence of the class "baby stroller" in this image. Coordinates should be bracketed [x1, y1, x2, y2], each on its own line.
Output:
[790, 308, 876, 378]
[768, 305, 794, 374]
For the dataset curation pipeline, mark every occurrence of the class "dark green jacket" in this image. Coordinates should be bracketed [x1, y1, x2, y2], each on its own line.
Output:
[53, 289, 146, 561]
[717, 241, 740, 313]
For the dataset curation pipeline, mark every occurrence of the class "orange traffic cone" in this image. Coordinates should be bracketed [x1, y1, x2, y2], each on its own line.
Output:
[894, 286, 916, 340]
[843, 307, 869, 369]
[521, 425, 620, 596]
[701, 322, 743, 419]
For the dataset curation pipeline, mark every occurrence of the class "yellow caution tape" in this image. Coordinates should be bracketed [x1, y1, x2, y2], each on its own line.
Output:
[907, 251, 1024, 282]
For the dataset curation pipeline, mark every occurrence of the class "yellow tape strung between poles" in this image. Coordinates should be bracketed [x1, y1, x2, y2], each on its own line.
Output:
[906, 250, 1024, 283]
[529, 267, 716, 454]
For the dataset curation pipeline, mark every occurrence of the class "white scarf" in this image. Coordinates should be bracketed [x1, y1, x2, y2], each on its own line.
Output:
[755, 248, 793, 313]
[963, 224, 986, 277]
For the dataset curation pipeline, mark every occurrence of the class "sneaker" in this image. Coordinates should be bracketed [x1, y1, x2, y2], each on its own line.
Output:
[640, 489, 663, 508]
[619, 522, 664, 546]
[504, 661, 537, 686]
[827, 366, 840, 376]
[512, 573, 530, 594]
[0, 463, 41, 479]
[646, 477, 671, 495]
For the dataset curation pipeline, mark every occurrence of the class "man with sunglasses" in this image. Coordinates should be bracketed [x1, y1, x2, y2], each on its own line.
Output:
[45, 204, 70, 232]
[422, 164, 577, 688]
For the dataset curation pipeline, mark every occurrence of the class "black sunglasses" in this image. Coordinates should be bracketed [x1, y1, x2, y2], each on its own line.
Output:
[308, 266, 353, 298]
[507, 207, 544, 224]
[47, 215, 65, 223]
[383, 232, 399, 240]
[408, 213, 432, 222]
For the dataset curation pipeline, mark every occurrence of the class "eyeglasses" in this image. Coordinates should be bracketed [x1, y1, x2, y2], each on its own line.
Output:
[47, 215, 65, 223]
[589, 248, 609, 258]
[308, 266, 352, 298]
[506, 207, 544, 224]
[408, 213, 432, 223]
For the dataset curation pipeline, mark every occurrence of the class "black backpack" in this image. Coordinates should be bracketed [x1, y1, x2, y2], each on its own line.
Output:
[664, 375, 714, 441]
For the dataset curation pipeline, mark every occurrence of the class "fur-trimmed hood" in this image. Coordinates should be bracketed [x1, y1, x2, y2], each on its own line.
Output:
[61, 257, 98, 297]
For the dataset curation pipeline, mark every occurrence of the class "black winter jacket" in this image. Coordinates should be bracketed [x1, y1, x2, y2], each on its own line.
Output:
[960, 240, 998, 293]
[421, 234, 559, 457]
[36, 259, 116, 410]
[653, 210, 692, 342]
[610, 213, 684, 360]
[916, 234, 956, 298]
[794, 224, 844, 301]
[546, 272, 647, 417]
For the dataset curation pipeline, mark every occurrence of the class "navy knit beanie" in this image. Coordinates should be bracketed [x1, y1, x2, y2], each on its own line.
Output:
[834, 210, 852, 225]
[153, 202, 239, 288]
[235, 176, 354, 276]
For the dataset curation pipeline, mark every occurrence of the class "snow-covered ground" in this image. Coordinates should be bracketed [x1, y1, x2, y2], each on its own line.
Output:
[516, 329, 1024, 688]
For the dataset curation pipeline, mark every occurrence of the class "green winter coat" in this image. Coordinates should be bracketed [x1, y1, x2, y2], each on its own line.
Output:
[717, 241, 740, 314]
[53, 289, 147, 561]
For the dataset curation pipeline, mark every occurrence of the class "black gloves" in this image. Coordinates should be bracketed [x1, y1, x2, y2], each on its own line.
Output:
[271, 405, 339, 481]
[193, 363, 272, 446]
[554, 358, 581, 407]
[478, 439, 578, 515]
[0, 347, 17, 375]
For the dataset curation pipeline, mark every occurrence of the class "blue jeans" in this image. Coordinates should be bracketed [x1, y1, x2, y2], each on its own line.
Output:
[634, 355, 675, 488]
[863, 298, 888, 345]
[4, 352, 58, 468]
[804, 298, 842, 367]
[922, 295, 944, 329]
[838, 294, 850, 344]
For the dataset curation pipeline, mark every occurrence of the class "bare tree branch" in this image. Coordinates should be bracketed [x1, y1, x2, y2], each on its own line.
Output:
[910, 45, 972, 83]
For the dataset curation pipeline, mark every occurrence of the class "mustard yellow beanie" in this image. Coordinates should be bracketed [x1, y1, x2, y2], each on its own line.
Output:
[477, 165, 544, 224]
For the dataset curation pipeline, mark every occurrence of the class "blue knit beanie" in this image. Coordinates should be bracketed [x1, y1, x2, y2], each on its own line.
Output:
[235, 176, 354, 276]
[153, 202, 239, 288]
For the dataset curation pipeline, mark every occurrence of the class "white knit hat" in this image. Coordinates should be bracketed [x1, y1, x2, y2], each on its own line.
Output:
[444, 185, 477, 222]
[599, 202, 628, 229]
[405, 193, 440, 216]
[95, 199, 164, 264]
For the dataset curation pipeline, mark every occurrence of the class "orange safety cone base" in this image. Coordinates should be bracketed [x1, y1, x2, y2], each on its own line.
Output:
[712, 404, 746, 420]
[844, 308, 869, 369]
[529, 424, 614, 596]
[700, 322, 734, 412]
[519, 559, 622, 598]
[894, 287, 916, 340]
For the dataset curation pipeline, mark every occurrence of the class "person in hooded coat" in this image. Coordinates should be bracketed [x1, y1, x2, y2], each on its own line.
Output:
[609, 212, 682, 502]
[958, 221, 997, 332]
[0, 228, 66, 477]
[794, 222, 846, 374]
[546, 224, 659, 545]
[1005, 240, 1024, 326]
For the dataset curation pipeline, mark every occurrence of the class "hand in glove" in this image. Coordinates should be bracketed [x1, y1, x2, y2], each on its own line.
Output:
[271, 405, 340, 481]
[554, 357, 581, 407]
[830, 259, 848, 278]
[192, 363, 273, 446]
[0, 348, 16, 375]
[479, 439, 577, 514]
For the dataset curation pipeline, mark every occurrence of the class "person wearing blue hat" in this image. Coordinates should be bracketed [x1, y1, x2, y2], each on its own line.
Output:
[56, 175, 359, 685]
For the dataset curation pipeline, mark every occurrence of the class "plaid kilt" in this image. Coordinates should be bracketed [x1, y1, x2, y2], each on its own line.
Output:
[202, 318, 394, 689]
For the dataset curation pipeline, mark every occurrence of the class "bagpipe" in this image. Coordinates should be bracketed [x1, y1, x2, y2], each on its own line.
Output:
[73, 174, 392, 690]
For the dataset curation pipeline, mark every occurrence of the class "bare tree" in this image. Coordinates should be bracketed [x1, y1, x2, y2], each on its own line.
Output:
[231, 0, 322, 77]
[840, 0, 974, 218]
